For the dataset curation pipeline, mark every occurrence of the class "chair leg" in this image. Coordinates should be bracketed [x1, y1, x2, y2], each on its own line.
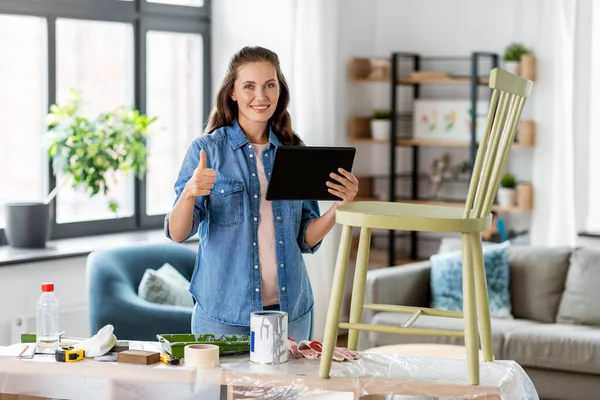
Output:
[462, 233, 480, 385]
[471, 232, 494, 362]
[319, 225, 353, 379]
[347, 227, 372, 351]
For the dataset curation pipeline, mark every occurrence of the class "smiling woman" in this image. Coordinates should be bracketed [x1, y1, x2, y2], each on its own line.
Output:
[165, 46, 359, 341]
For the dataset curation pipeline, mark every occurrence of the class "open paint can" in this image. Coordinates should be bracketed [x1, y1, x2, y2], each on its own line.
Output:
[250, 311, 288, 364]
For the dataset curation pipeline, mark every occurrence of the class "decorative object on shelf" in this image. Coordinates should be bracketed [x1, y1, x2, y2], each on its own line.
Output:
[447, 160, 471, 182]
[348, 116, 371, 140]
[516, 183, 534, 210]
[413, 100, 489, 142]
[348, 57, 390, 81]
[367, 58, 390, 80]
[370, 109, 392, 141]
[503, 42, 532, 77]
[45, 89, 160, 212]
[428, 152, 452, 199]
[520, 54, 536, 81]
[410, 71, 451, 82]
[517, 121, 535, 146]
[497, 172, 517, 208]
[355, 176, 373, 200]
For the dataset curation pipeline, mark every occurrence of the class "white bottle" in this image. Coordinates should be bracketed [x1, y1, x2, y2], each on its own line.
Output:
[36, 282, 59, 350]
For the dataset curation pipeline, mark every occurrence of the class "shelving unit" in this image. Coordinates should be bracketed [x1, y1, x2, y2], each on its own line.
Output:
[348, 52, 535, 267]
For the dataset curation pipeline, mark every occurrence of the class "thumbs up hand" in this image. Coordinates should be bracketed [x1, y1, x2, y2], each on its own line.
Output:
[185, 149, 216, 197]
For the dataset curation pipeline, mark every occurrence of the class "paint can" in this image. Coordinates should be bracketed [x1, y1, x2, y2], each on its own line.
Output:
[250, 311, 288, 364]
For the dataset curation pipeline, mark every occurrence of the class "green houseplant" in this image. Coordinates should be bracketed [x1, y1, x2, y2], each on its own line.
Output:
[503, 43, 530, 75]
[44, 89, 159, 212]
[371, 109, 392, 141]
[497, 172, 517, 208]
[3, 89, 159, 249]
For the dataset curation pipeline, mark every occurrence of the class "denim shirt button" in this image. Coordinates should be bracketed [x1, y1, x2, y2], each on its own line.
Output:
[254, 265, 259, 269]
[252, 173, 256, 177]
[276, 216, 281, 220]
[264, 154, 268, 157]
[249, 154, 253, 158]
[280, 263, 284, 268]
[281, 287, 285, 291]
[254, 194, 258, 199]
[253, 242, 256, 246]
[255, 288, 260, 292]
[254, 217, 257, 222]
[279, 241, 283, 245]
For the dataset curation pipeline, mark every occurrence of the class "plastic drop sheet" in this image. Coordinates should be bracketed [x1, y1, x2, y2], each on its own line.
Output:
[221, 353, 539, 399]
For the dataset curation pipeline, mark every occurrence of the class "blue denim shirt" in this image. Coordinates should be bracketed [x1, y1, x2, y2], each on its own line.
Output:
[165, 120, 321, 326]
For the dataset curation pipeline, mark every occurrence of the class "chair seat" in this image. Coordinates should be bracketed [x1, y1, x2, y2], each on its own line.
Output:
[336, 201, 492, 233]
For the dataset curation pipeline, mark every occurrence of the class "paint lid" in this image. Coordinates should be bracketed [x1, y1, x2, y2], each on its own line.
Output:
[41, 283, 54, 292]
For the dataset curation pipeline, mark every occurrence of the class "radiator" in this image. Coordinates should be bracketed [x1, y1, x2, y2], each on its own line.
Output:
[11, 305, 90, 343]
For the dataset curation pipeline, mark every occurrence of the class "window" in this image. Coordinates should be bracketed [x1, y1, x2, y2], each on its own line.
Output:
[0, 0, 210, 245]
[0, 15, 47, 229]
[56, 19, 135, 223]
[146, 31, 203, 216]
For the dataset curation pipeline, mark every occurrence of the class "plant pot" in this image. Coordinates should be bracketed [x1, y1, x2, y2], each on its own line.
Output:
[370, 119, 391, 141]
[497, 188, 516, 208]
[503, 61, 519, 75]
[4, 202, 52, 248]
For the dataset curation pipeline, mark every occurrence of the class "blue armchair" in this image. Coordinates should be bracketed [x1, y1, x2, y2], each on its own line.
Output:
[87, 242, 197, 341]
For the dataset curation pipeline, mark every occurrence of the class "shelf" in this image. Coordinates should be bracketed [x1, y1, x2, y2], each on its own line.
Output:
[351, 77, 489, 85]
[350, 137, 533, 148]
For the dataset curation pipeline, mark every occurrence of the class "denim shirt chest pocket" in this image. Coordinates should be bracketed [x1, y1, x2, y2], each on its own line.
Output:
[209, 180, 244, 226]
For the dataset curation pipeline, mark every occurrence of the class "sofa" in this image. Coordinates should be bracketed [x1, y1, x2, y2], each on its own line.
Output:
[87, 242, 196, 341]
[361, 245, 600, 400]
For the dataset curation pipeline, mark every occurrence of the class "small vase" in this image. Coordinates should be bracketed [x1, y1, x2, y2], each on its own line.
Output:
[497, 188, 516, 208]
[370, 119, 391, 141]
[503, 61, 519, 75]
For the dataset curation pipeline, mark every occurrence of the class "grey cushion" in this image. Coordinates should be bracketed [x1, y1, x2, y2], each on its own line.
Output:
[503, 323, 600, 375]
[138, 263, 194, 308]
[509, 246, 571, 323]
[557, 248, 600, 326]
[368, 312, 540, 358]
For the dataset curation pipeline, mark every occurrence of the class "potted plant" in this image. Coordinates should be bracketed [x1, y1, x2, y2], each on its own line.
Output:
[497, 172, 517, 208]
[503, 43, 530, 75]
[4, 90, 159, 248]
[370, 109, 392, 141]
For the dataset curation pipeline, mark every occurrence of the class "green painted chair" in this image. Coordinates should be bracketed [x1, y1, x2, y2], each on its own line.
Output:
[319, 68, 533, 385]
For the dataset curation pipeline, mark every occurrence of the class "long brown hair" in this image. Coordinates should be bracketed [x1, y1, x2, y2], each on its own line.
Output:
[204, 46, 301, 146]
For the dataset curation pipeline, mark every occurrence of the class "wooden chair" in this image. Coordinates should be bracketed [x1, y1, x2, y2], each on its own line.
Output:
[319, 68, 533, 385]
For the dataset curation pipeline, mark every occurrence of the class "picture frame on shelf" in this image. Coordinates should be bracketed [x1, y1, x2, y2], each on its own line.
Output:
[413, 99, 490, 143]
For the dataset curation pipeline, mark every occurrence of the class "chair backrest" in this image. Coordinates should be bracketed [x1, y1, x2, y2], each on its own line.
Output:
[464, 68, 533, 219]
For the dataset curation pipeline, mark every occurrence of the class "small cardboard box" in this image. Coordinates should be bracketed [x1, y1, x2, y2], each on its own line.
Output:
[117, 350, 160, 365]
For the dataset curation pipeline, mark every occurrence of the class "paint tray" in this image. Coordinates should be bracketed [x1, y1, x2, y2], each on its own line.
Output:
[156, 334, 250, 359]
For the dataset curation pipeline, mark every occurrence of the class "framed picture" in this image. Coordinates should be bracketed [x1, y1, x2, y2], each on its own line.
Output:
[413, 100, 490, 142]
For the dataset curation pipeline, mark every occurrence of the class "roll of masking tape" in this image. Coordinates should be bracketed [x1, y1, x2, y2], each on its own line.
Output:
[184, 344, 220, 368]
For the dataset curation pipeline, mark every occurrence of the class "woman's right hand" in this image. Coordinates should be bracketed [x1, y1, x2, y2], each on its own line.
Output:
[184, 150, 216, 197]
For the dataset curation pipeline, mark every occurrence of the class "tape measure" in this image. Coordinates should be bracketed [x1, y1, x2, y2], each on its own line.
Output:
[160, 353, 181, 366]
[55, 346, 84, 362]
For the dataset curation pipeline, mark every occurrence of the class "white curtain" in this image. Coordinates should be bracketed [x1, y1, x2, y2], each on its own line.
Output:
[585, 2, 600, 232]
[289, 0, 341, 341]
[530, 0, 578, 246]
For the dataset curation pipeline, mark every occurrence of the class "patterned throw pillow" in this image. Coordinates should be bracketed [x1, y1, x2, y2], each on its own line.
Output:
[138, 263, 194, 308]
[430, 240, 513, 319]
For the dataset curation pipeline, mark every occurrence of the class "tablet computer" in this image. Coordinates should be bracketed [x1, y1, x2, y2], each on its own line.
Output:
[266, 146, 356, 201]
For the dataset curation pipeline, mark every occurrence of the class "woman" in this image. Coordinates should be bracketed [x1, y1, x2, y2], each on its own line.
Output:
[165, 46, 359, 341]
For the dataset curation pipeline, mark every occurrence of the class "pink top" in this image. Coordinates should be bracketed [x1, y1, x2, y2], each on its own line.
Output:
[253, 143, 279, 306]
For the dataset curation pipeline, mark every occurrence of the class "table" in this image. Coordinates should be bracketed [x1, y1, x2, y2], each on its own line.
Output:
[0, 350, 538, 399]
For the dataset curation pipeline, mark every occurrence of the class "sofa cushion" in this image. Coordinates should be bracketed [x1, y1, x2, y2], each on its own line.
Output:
[367, 312, 540, 357]
[503, 323, 600, 375]
[430, 241, 512, 318]
[509, 246, 571, 323]
[556, 248, 600, 326]
[138, 263, 194, 308]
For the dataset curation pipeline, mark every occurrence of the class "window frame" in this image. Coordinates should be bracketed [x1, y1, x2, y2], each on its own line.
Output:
[0, 0, 211, 244]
